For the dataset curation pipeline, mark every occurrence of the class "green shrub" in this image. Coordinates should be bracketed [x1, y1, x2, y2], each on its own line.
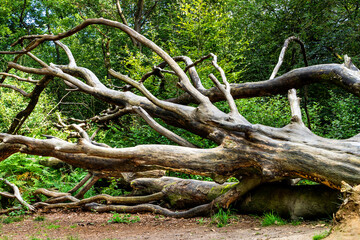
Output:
[261, 212, 287, 226]
[211, 208, 237, 228]
[107, 213, 140, 224]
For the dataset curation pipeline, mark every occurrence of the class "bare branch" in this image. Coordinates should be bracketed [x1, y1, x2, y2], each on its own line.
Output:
[0, 178, 35, 211]
[8, 75, 53, 134]
[134, 0, 144, 33]
[91, 106, 133, 124]
[0, 72, 38, 83]
[70, 124, 91, 142]
[270, 36, 308, 124]
[140, 1, 159, 27]
[169, 64, 360, 105]
[133, 106, 198, 148]
[55, 41, 76, 67]
[209, 53, 243, 121]
[183, 54, 212, 72]
[344, 54, 360, 71]
[0, 83, 29, 97]
[4, 19, 210, 105]
[26, 51, 49, 68]
[141, 56, 205, 92]
[288, 89, 303, 123]
[8, 62, 94, 93]
[116, 0, 129, 26]
[84, 202, 211, 218]
[270, 36, 308, 79]
[174, 56, 206, 91]
[109, 69, 192, 118]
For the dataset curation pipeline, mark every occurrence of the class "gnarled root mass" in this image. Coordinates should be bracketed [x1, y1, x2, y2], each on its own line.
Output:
[1, 176, 341, 220]
[326, 183, 360, 239]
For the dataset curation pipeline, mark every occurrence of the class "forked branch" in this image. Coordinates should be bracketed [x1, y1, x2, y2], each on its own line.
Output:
[133, 106, 198, 148]
[0, 178, 35, 211]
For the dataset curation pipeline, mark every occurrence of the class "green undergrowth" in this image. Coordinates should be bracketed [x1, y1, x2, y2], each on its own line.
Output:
[260, 212, 305, 227]
[0, 154, 129, 210]
[211, 208, 238, 228]
[108, 213, 140, 224]
[261, 212, 288, 226]
[313, 230, 330, 240]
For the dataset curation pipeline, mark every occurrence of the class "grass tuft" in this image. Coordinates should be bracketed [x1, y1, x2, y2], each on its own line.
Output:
[261, 212, 287, 226]
[108, 213, 140, 224]
[211, 208, 237, 228]
[313, 231, 330, 240]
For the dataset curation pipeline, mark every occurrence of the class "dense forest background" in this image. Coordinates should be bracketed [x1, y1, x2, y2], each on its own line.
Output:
[1, 0, 360, 203]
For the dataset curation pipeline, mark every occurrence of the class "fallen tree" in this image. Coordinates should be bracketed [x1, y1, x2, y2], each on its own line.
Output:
[0, 18, 359, 219]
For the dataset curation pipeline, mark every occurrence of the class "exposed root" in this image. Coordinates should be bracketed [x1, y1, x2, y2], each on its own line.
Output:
[326, 183, 360, 239]
[84, 202, 213, 218]
[34, 192, 165, 210]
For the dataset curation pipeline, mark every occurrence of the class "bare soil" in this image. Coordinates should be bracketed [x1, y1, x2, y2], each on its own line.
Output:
[0, 211, 330, 240]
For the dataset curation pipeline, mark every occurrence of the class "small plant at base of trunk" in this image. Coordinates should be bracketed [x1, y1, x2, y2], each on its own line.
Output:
[261, 212, 287, 226]
[108, 213, 140, 224]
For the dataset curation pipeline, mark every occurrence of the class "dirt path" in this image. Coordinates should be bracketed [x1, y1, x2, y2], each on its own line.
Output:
[0, 211, 330, 240]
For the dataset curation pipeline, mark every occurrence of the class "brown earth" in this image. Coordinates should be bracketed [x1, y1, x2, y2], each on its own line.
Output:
[325, 185, 360, 240]
[0, 211, 330, 240]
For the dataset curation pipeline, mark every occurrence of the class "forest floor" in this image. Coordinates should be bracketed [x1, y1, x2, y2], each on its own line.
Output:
[0, 210, 331, 240]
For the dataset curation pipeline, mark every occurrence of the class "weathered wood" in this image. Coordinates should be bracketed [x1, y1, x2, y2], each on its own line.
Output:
[131, 177, 237, 208]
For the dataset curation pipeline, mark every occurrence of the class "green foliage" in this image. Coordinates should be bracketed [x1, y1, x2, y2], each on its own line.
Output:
[313, 231, 330, 240]
[46, 223, 60, 229]
[307, 89, 360, 139]
[34, 216, 46, 222]
[107, 213, 140, 224]
[211, 208, 237, 228]
[297, 179, 319, 186]
[167, 171, 213, 181]
[0, 153, 90, 206]
[236, 95, 291, 127]
[8, 209, 27, 216]
[1, 215, 23, 224]
[261, 212, 287, 226]
[196, 217, 207, 225]
[98, 178, 130, 196]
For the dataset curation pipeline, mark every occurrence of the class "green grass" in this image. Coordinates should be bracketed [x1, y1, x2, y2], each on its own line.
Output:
[33, 216, 46, 222]
[211, 208, 237, 228]
[46, 223, 61, 229]
[67, 236, 80, 240]
[196, 218, 207, 225]
[1, 216, 24, 224]
[107, 213, 140, 224]
[313, 231, 330, 240]
[261, 212, 287, 226]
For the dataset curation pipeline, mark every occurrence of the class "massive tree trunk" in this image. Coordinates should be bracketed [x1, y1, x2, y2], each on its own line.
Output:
[0, 19, 359, 219]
